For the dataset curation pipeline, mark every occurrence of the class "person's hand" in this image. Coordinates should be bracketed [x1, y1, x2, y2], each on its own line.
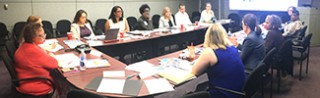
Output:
[228, 35, 239, 47]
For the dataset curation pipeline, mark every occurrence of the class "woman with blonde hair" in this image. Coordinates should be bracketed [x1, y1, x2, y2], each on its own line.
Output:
[192, 24, 245, 98]
[159, 7, 175, 28]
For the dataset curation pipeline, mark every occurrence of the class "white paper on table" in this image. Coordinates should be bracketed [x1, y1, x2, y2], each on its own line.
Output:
[90, 50, 103, 57]
[103, 71, 125, 78]
[85, 59, 110, 68]
[63, 40, 84, 48]
[53, 53, 79, 68]
[159, 66, 191, 78]
[126, 61, 154, 72]
[39, 39, 64, 52]
[138, 67, 159, 79]
[87, 40, 104, 46]
[144, 78, 174, 94]
[96, 79, 125, 94]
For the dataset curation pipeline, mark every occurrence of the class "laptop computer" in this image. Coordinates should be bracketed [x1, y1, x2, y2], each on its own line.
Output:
[104, 28, 120, 43]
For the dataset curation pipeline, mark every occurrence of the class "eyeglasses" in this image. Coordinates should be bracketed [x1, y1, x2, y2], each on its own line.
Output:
[37, 33, 47, 38]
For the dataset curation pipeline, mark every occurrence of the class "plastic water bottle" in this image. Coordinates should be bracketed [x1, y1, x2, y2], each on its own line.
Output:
[79, 50, 86, 71]
[228, 28, 232, 36]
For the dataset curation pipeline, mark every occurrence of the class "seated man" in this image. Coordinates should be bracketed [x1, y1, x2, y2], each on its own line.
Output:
[175, 3, 192, 26]
[282, 10, 303, 37]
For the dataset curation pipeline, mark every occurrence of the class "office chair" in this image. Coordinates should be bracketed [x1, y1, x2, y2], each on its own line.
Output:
[95, 18, 107, 35]
[227, 13, 242, 33]
[292, 33, 312, 80]
[292, 26, 308, 46]
[127, 16, 137, 31]
[191, 11, 201, 23]
[152, 14, 161, 29]
[56, 19, 71, 37]
[0, 22, 9, 46]
[1, 52, 56, 98]
[180, 91, 211, 98]
[42, 20, 54, 38]
[12, 21, 27, 40]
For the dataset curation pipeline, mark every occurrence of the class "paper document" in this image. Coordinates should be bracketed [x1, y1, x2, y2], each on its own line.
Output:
[96, 79, 126, 94]
[144, 78, 174, 94]
[63, 39, 84, 48]
[126, 61, 154, 72]
[85, 59, 110, 68]
[39, 39, 64, 52]
[103, 71, 125, 78]
[90, 50, 103, 57]
[53, 53, 79, 68]
[158, 66, 195, 85]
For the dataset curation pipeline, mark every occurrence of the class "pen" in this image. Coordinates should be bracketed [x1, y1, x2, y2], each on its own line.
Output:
[126, 74, 138, 80]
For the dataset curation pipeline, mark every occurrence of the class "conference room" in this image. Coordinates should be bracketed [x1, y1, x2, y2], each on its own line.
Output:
[1, 0, 320, 98]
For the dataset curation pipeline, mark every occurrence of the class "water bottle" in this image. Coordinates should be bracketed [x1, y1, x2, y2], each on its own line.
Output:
[228, 28, 232, 36]
[79, 50, 86, 71]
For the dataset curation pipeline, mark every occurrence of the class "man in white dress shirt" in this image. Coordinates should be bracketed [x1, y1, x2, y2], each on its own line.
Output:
[175, 3, 192, 26]
[199, 3, 215, 23]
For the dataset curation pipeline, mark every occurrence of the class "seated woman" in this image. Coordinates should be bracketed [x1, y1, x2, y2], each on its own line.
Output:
[230, 13, 265, 70]
[264, 15, 284, 53]
[105, 6, 130, 33]
[159, 7, 175, 28]
[136, 4, 154, 30]
[282, 10, 303, 37]
[192, 24, 245, 98]
[14, 23, 58, 96]
[199, 3, 215, 23]
[70, 9, 95, 39]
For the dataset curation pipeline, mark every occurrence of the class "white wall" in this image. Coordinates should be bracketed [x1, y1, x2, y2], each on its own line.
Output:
[0, 0, 199, 31]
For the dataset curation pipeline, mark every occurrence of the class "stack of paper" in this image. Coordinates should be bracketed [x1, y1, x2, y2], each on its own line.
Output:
[53, 53, 79, 68]
[102, 71, 125, 78]
[126, 61, 154, 72]
[158, 66, 195, 85]
[63, 39, 84, 48]
[39, 39, 64, 52]
[144, 78, 174, 94]
[85, 59, 110, 68]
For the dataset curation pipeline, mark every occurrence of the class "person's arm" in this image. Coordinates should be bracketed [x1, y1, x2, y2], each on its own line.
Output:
[32, 49, 58, 69]
[175, 13, 181, 26]
[105, 20, 111, 32]
[186, 14, 192, 24]
[159, 17, 165, 28]
[240, 38, 254, 62]
[191, 48, 217, 76]
[70, 24, 80, 39]
[147, 20, 154, 30]
[124, 19, 130, 32]
[86, 23, 95, 38]
[199, 11, 205, 23]
[136, 18, 150, 30]
[264, 31, 274, 53]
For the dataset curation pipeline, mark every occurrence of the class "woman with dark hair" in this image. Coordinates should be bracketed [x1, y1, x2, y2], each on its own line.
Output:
[70, 9, 95, 39]
[14, 23, 58, 96]
[105, 6, 130, 33]
[264, 15, 284, 53]
[136, 4, 154, 30]
[230, 13, 265, 70]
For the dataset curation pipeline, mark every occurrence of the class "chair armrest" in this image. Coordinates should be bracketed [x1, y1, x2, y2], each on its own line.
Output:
[292, 46, 304, 52]
[13, 76, 56, 94]
[214, 86, 245, 96]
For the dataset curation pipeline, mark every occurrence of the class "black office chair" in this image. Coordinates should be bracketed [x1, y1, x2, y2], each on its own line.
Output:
[227, 13, 242, 33]
[87, 19, 94, 31]
[0, 22, 9, 46]
[127, 16, 137, 31]
[67, 90, 107, 98]
[191, 11, 201, 23]
[1, 52, 56, 98]
[56, 19, 71, 37]
[42, 20, 54, 39]
[180, 91, 211, 98]
[95, 19, 107, 35]
[292, 26, 308, 46]
[272, 39, 293, 92]
[292, 33, 312, 80]
[5, 38, 18, 60]
[12, 21, 27, 40]
[152, 14, 161, 29]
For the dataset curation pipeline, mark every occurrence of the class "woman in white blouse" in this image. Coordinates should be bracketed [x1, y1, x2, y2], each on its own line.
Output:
[70, 9, 95, 39]
[159, 7, 176, 28]
[199, 3, 216, 23]
[105, 6, 130, 33]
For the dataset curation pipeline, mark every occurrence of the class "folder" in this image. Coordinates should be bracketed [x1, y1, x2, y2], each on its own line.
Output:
[158, 67, 195, 85]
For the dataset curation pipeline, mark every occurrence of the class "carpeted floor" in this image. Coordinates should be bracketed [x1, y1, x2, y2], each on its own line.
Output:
[0, 46, 319, 98]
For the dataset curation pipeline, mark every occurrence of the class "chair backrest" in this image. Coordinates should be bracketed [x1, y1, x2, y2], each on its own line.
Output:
[227, 13, 242, 33]
[12, 21, 27, 40]
[42, 20, 54, 38]
[5, 38, 18, 61]
[263, 48, 277, 66]
[302, 33, 312, 50]
[67, 90, 107, 98]
[0, 22, 9, 37]
[243, 62, 269, 98]
[1, 52, 17, 81]
[56, 19, 71, 37]
[95, 18, 107, 35]
[152, 14, 161, 29]
[298, 26, 308, 40]
[127, 16, 137, 31]
[180, 91, 211, 98]
[191, 11, 201, 23]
